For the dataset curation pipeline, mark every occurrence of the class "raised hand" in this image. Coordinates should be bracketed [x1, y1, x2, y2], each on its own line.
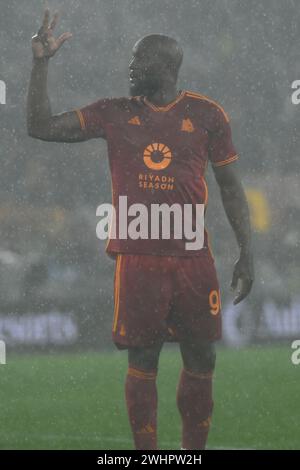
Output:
[31, 9, 72, 59]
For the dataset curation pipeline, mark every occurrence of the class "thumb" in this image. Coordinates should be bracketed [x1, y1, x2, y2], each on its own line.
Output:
[57, 32, 72, 48]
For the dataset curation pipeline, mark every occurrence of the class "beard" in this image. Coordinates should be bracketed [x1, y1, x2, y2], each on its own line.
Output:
[129, 75, 162, 97]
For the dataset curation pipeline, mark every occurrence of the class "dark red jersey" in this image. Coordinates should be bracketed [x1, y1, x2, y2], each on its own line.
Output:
[76, 90, 238, 256]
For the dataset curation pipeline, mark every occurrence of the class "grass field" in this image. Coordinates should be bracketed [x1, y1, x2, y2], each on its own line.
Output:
[0, 344, 299, 450]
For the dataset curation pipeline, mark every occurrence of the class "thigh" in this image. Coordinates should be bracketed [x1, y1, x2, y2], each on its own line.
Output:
[112, 254, 173, 350]
[170, 253, 222, 343]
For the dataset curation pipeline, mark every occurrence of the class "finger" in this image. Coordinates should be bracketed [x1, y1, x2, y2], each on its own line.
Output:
[32, 33, 42, 43]
[50, 11, 59, 31]
[37, 9, 50, 38]
[42, 8, 50, 31]
[56, 32, 73, 48]
[233, 278, 253, 305]
[230, 269, 239, 290]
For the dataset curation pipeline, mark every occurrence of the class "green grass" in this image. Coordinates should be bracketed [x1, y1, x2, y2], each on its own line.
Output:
[0, 345, 299, 449]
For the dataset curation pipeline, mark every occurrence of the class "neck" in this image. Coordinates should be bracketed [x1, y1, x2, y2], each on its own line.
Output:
[145, 84, 180, 106]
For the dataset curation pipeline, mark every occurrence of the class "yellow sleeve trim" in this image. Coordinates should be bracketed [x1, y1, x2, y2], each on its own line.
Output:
[212, 154, 239, 167]
[185, 91, 230, 123]
[75, 109, 86, 131]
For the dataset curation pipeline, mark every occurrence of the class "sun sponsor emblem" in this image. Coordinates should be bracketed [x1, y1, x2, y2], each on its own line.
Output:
[143, 142, 172, 170]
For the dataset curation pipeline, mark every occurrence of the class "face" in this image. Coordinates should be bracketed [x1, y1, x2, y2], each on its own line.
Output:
[129, 41, 168, 96]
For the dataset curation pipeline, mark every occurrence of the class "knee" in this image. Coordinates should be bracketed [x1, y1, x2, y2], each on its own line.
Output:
[200, 344, 216, 371]
[128, 342, 163, 371]
[180, 341, 216, 373]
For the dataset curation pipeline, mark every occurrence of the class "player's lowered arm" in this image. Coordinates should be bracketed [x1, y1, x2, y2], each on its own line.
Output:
[27, 9, 85, 142]
[212, 162, 254, 305]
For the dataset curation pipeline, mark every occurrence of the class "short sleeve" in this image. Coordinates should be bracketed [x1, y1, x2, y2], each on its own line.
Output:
[74, 98, 110, 139]
[208, 105, 239, 167]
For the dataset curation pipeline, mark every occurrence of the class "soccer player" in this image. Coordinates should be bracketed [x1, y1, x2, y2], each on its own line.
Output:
[27, 10, 254, 450]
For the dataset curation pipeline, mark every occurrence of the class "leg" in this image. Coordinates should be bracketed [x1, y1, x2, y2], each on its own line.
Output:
[128, 340, 164, 371]
[125, 340, 164, 450]
[112, 255, 173, 449]
[179, 339, 216, 373]
[171, 254, 221, 450]
[176, 339, 216, 450]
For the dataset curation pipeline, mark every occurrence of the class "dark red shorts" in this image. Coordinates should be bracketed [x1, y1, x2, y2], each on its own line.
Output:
[112, 251, 222, 350]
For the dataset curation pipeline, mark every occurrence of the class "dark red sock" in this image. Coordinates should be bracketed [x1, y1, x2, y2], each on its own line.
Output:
[125, 366, 158, 450]
[176, 368, 214, 450]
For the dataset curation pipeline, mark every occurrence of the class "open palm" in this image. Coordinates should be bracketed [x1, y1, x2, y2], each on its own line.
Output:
[32, 9, 72, 59]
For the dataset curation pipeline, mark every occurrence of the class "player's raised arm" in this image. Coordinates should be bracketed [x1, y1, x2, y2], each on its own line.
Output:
[27, 9, 104, 142]
[212, 162, 254, 305]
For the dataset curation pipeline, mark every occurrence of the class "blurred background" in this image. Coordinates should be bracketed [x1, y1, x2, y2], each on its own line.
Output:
[0, 0, 300, 351]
